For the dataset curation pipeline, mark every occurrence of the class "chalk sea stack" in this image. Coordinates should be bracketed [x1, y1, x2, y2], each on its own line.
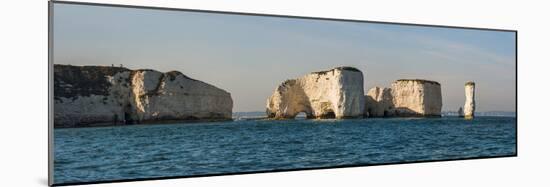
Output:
[54, 65, 233, 127]
[364, 86, 393, 117]
[266, 67, 365, 119]
[463, 81, 476, 119]
[365, 79, 442, 117]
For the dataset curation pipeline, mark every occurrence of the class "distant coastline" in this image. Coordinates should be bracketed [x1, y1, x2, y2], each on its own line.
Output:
[235, 111, 517, 119]
[441, 111, 516, 117]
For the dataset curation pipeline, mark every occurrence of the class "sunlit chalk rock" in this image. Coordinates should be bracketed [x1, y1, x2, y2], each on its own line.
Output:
[390, 79, 442, 117]
[364, 79, 442, 117]
[463, 81, 476, 119]
[266, 67, 365, 119]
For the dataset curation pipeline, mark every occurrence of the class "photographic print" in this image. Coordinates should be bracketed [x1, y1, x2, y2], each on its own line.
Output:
[50, 1, 517, 185]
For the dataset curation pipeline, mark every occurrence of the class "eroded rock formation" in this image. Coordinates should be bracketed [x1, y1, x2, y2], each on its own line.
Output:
[463, 81, 475, 118]
[364, 87, 394, 117]
[391, 79, 442, 116]
[365, 79, 442, 117]
[266, 67, 365, 119]
[54, 65, 233, 127]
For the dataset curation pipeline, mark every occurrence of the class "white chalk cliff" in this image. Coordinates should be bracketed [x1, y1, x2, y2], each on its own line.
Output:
[54, 65, 233, 127]
[365, 79, 442, 117]
[463, 81, 475, 118]
[266, 67, 365, 119]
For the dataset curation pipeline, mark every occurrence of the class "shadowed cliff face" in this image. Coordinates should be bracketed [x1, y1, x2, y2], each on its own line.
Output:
[54, 65, 129, 100]
[54, 65, 233, 128]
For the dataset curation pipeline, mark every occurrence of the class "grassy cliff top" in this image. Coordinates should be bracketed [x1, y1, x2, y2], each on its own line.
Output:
[395, 79, 440, 85]
[311, 66, 362, 75]
[53, 64, 196, 99]
[54, 65, 131, 99]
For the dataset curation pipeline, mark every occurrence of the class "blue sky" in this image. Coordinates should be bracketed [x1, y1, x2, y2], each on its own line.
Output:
[53, 3, 516, 112]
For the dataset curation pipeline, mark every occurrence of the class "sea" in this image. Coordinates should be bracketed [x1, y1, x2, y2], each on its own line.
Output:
[53, 116, 516, 184]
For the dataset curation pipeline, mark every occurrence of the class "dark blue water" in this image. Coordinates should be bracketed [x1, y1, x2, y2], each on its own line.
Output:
[54, 116, 516, 184]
